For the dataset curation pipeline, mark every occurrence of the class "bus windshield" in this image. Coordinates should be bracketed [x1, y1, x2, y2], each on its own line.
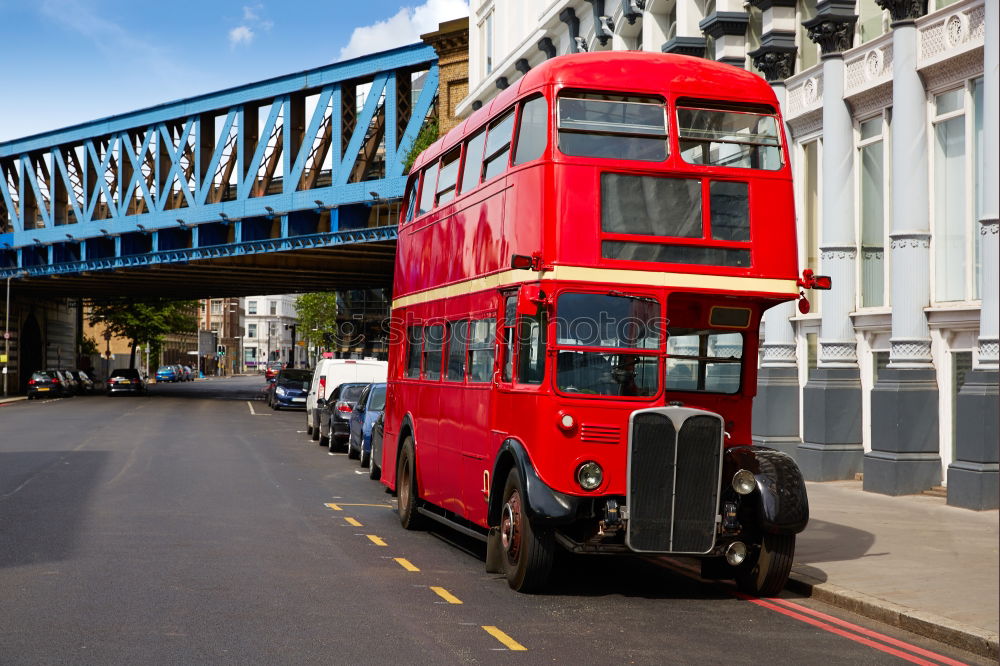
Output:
[554, 292, 661, 397]
[666, 328, 743, 394]
[558, 93, 667, 162]
[677, 106, 782, 170]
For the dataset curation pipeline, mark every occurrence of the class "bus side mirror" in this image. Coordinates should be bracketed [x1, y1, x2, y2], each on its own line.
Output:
[517, 285, 550, 316]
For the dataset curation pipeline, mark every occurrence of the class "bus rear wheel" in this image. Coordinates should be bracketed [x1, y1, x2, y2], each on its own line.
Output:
[396, 437, 424, 530]
[735, 533, 795, 597]
[500, 468, 554, 593]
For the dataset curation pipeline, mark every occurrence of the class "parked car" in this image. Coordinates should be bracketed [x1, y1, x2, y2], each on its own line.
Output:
[305, 359, 387, 442]
[67, 369, 97, 394]
[264, 362, 284, 381]
[268, 368, 313, 410]
[26, 370, 73, 399]
[317, 382, 369, 450]
[368, 412, 385, 480]
[156, 365, 180, 382]
[347, 382, 386, 466]
[181, 365, 194, 381]
[106, 368, 147, 396]
[57, 369, 81, 395]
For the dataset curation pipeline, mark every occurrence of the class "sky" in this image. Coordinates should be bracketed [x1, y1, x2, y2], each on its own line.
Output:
[0, 0, 469, 142]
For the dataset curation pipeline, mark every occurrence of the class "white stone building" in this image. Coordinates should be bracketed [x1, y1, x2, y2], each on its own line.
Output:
[459, 0, 997, 509]
[241, 294, 302, 370]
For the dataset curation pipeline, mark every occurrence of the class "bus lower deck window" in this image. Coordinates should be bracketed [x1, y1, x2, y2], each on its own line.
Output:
[666, 329, 743, 394]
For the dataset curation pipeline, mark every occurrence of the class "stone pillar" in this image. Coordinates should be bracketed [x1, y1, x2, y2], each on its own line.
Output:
[661, 1, 707, 57]
[797, 1, 862, 481]
[700, 2, 749, 69]
[749, 9, 800, 459]
[861, 0, 939, 495]
[948, 0, 999, 510]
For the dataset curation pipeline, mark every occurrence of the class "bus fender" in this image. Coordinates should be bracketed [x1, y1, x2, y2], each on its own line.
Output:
[388, 414, 418, 491]
[488, 438, 580, 527]
[724, 446, 809, 535]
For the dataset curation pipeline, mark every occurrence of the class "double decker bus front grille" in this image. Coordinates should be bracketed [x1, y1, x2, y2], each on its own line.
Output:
[626, 409, 723, 554]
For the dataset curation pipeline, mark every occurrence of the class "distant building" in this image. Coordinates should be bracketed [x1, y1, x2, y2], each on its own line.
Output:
[198, 298, 244, 374]
[459, 0, 997, 509]
[242, 295, 301, 369]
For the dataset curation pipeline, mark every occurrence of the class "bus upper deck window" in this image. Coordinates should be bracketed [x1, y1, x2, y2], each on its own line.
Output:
[558, 93, 667, 162]
[461, 129, 487, 194]
[513, 95, 548, 166]
[482, 110, 516, 183]
[403, 178, 417, 223]
[677, 105, 782, 170]
[436, 148, 461, 205]
[417, 160, 439, 216]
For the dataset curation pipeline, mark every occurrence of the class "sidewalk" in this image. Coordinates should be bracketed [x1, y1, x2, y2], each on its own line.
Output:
[791, 479, 999, 659]
[0, 395, 26, 406]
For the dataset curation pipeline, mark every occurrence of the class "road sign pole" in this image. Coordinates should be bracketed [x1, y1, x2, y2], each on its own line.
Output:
[4, 276, 11, 398]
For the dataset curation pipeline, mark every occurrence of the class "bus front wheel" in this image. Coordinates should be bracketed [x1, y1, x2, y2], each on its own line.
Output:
[396, 437, 424, 530]
[500, 468, 554, 592]
[735, 533, 795, 597]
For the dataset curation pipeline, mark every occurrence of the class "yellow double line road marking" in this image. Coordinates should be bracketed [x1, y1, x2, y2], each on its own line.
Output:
[325, 502, 392, 511]
[482, 626, 527, 651]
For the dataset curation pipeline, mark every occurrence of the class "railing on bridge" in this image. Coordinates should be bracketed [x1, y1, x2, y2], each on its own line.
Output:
[0, 43, 438, 278]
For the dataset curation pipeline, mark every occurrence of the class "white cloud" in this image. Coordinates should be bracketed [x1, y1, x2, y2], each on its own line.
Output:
[229, 25, 254, 47]
[243, 4, 260, 21]
[337, 0, 469, 61]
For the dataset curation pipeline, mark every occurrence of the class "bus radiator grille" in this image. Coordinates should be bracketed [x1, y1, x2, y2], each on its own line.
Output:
[627, 412, 677, 552]
[627, 410, 723, 554]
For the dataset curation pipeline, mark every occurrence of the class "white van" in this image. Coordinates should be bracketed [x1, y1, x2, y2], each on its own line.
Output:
[305, 359, 388, 436]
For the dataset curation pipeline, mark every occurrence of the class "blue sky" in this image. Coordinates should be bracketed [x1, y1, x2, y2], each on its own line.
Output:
[0, 0, 468, 142]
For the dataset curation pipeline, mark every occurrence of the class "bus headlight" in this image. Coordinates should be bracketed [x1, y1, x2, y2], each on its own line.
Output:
[732, 469, 756, 495]
[725, 541, 748, 566]
[576, 461, 603, 490]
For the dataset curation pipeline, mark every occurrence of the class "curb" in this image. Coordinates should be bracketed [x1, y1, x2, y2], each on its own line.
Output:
[787, 568, 1000, 660]
[0, 396, 27, 406]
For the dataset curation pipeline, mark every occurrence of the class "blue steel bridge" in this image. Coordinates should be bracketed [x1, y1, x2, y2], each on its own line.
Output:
[0, 44, 438, 299]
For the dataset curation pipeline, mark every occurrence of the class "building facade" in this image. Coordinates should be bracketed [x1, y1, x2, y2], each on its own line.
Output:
[459, 0, 997, 509]
[198, 298, 244, 374]
[241, 294, 301, 370]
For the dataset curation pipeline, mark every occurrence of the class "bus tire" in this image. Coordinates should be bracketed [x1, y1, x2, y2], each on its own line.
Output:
[396, 437, 424, 530]
[500, 468, 554, 592]
[736, 533, 795, 597]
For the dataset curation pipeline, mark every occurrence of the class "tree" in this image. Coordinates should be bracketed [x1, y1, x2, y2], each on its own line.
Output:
[295, 292, 339, 353]
[402, 117, 439, 173]
[87, 299, 198, 368]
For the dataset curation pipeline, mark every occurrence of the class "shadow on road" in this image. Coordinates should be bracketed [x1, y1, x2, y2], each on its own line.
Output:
[145, 377, 269, 402]
[0, 451, 110, 568]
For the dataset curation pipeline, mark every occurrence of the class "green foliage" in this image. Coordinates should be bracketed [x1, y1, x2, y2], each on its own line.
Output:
[88, 299, 198, 368]
[294, 292, 339, 349]
[402, 117, 439, 173]
[78, 334, 99, 356]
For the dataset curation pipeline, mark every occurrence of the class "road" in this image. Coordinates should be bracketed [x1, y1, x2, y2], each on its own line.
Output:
[0, 376, 989, 664]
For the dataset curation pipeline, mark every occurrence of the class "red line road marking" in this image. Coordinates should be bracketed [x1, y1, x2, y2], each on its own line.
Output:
[740, 594, 954, 666]
[767, 598, 969, 666]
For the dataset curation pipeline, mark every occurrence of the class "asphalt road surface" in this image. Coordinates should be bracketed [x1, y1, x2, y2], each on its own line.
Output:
[0, 376, 989, 665]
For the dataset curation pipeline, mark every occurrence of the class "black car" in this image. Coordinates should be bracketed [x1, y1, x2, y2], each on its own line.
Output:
[106, 368, 147, 396]
[368, 412, 384, 480]
[26, 370, 74, 399]
[67, 369, 97, 394]
[316, 382, 369, 450]
[268, 368, 313, 410]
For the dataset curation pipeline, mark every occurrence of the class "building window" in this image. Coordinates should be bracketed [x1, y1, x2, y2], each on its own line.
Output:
[248, 323, 257, 338]
[858, 1, 888, 44]
[269, 300, 277, 315]
[245, 346, 256, 363]
[797, 0, 819, 71]
[247, 300, 257, 315]
[211, 300, 222, 315]
[483, 10, 494, 76]
[858, 115, 888, 308]
[933, 82, 982, 303]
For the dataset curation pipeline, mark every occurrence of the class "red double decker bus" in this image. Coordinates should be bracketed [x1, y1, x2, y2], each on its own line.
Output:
[381, 51, 822, 594]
